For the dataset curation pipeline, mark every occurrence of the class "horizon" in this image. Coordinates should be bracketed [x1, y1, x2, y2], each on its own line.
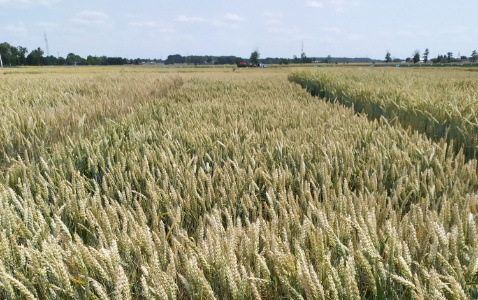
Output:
[1, 0, 477, 61]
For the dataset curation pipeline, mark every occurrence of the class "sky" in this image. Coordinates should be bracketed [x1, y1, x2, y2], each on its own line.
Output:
[1, 0, 477, 60]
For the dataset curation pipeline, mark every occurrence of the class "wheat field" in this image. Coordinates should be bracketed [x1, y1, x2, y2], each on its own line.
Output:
[0, 66, 477, 299]
[289, 68, 478, 159]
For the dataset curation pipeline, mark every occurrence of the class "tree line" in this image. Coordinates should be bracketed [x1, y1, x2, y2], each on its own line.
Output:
[385, 48, 478, 64]
[0, 42, 162, 66]
[5, 41, 476, 68]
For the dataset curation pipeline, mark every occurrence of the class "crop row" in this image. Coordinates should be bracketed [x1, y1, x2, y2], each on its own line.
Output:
[289, 68, 478, 159]
[0, 68, 477, 299]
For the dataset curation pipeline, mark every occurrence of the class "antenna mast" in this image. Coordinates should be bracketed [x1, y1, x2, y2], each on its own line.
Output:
[44, 33, 50, 57]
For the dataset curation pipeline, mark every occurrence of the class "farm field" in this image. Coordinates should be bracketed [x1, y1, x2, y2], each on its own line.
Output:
[289, 67, 478, 159]
[0, 66, 477, 299]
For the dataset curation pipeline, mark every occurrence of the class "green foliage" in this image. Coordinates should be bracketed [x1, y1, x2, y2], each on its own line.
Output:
[385, 51, 391, 63]
[250, 50, 260, 66]
[301, 52, 312, 63]
[447, 52, 454, 63]
[26, 47, 44, 66]
[423, 48, 429, 64]
[0, 42, 21, 66]
[413, 50, 420, 64]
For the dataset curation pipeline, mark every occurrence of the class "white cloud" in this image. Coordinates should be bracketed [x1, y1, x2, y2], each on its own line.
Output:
[36, 21, 58, 30]
[71, 11, 111, 28]
[268, 27, 295, 34]
[36, 0, 60, 4]
[264, 11, 283, 26]
[178, 15, 205, 23]
[307, 0, 353, 12]
[128, 21, 173, 33]
[224, 13, 245, 22]
[5, 22, 27, 35]
[306, 1, 324, 8]
[328, 0, 347, 13]
[322, 27, 343, 34]
[347, 34, 367, 41]
[129, 21, 157, 28]
[397, 30, 414, 37]
[266, 19, 282, 25]
[328, 0, 343, 5]
[212, 13, 245, 27]
[0, 0, 60, 7]
[264, 11, 282, 18]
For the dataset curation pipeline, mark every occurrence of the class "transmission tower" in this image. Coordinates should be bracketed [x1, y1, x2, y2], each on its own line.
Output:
[44, 33, 50, 57]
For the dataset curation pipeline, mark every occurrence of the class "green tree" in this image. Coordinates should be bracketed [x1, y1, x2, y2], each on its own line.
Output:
[165, 54, 184, 65]
[423, 48, 429, 64]
[471, 50, 477, 63]
[8, 46, 20, 65]
[300, 52, 312, 63]
[57, 56, 66, 65]
[26, 47, 44, 65]
[66, 53, 85, 65]
[42, 55, 58, 65]
[385, 51, 391, 62]
[86, 55, 99, 65]
[447, 52, 453, 63]
[17, 46, 28, 65]
[0, 42, 21, 66]
[250, 50, 260, 66]
[413, 50, 420, 64]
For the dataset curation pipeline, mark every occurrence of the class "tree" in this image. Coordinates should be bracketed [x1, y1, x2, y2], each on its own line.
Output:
[322, 55, 332, 64]
[423, 48, 429, 64]
[250, 50, 259, 66]
[385, 51, 391, 62]
[26, 47, 44, 65]
[432, 54, 446, 64]
[66, 53, 85, 65]
[447, 52, 453, 63]
[57, 56, 66, 65]
[0, 42, 22, 66]
[413, 50, 420, 64]
[165, 54, 184, 65]
[471, 50, 477, 63]
[300, 52, 312, 63]
[86, 55, 99, 65]
[17, 46, 28, 65]
[42, 55, 58, 65]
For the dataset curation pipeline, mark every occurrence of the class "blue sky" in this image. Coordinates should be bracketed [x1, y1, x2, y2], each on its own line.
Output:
[1, 0, 477, 60]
